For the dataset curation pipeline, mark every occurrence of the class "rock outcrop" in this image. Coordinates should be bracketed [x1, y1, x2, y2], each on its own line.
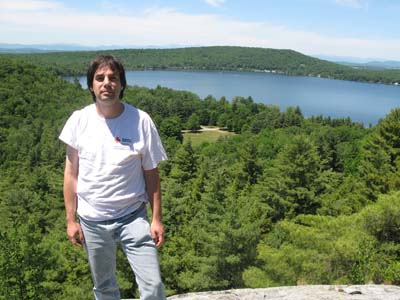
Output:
[164, 285, 400, 300]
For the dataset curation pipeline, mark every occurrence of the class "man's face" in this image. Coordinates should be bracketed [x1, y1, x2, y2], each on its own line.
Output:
[91, 65, 123, 104]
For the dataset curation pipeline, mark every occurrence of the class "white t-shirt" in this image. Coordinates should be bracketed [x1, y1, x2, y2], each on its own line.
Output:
[59, 103, 167, 221]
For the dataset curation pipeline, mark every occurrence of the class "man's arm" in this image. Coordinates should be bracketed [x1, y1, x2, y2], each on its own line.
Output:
[63, 145, 84, 247]
[143, 167, 164, 247]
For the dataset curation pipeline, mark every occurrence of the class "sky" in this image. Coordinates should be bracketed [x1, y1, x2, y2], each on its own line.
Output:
[0, 0, 399, 61]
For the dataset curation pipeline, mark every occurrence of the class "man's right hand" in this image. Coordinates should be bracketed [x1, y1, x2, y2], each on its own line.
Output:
[67, 221, 84, 247]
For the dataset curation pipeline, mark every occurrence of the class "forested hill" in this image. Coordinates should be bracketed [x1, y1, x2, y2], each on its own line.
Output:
[2, 55, 400, 299]
[2, 46, 400, 84]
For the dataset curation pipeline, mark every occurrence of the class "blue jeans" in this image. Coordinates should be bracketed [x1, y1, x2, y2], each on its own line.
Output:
[79, 203, 166, 300]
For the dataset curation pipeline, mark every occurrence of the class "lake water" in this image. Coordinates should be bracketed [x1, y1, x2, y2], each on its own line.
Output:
[72, 70, 400, 126]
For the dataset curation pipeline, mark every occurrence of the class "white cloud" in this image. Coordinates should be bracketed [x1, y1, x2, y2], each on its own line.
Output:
[204, 0, 226, 8]
[99, 0, 136, 15]
[0, 4, 397, 60]
[0, 0, 64, 11]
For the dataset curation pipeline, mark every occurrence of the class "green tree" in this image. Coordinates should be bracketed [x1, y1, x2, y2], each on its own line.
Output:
[159, 116, 183, 142]
[280, 106, 303, 127]
[185, 113, 201, 131]
[170, 141, 197, 183]
[257, 135, 337, 221]
[250, 105, 281, 133]
[359, 108, 400, 199]
[0, 218, 51, 300]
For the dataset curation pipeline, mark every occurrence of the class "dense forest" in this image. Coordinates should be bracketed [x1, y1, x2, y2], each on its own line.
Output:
[1, 54, 400, 300]
[2, 46, 400, 85]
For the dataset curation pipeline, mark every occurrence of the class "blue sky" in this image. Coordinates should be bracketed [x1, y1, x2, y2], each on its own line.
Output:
[0, 0, 399, 60]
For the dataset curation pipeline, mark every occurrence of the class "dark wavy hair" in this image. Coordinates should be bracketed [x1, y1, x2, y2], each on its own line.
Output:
[87, 55, 127, 101]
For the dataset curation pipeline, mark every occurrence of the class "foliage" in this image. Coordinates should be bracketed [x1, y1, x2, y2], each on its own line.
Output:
[0, 55, 399, 299]
[359, 108, 400, 200]
[2, 46, 400, 84]
[244, 192, 400, 287]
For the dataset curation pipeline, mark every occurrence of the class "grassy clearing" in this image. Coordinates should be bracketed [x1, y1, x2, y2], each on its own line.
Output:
[182, 128, 235, 147]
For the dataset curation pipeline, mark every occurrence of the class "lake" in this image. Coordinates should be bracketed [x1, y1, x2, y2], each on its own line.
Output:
[72, 70, 400, 126]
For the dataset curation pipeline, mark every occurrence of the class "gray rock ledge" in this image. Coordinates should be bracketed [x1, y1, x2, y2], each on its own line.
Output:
[164, 285, 400, 300]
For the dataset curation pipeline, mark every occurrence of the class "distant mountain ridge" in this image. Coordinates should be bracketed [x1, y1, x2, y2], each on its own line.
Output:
[365, 61, 400, 69]
[1, 45, 400, 84]
[0, 43, 186, 53]
[0, 43, 129, 53]
[338, 60, 400, 70]
[3, 43, 399, 69]
[297, 54, 400, 70]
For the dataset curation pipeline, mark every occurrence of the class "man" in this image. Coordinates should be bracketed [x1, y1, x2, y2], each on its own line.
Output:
[59, 55, 167, 300]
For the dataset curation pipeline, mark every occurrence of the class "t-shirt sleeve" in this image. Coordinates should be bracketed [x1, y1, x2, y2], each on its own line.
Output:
[59, 111, 80, 150]
[141, 115, 168, 170]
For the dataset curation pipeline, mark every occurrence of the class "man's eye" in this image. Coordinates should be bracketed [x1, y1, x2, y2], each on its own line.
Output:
[95, 76, 104, 81]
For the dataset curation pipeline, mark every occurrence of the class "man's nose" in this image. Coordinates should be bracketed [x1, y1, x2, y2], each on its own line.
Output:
[104, 76, 111, 85]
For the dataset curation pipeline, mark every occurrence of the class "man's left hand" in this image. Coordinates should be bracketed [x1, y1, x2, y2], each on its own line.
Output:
[150, 220, 165, 247]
